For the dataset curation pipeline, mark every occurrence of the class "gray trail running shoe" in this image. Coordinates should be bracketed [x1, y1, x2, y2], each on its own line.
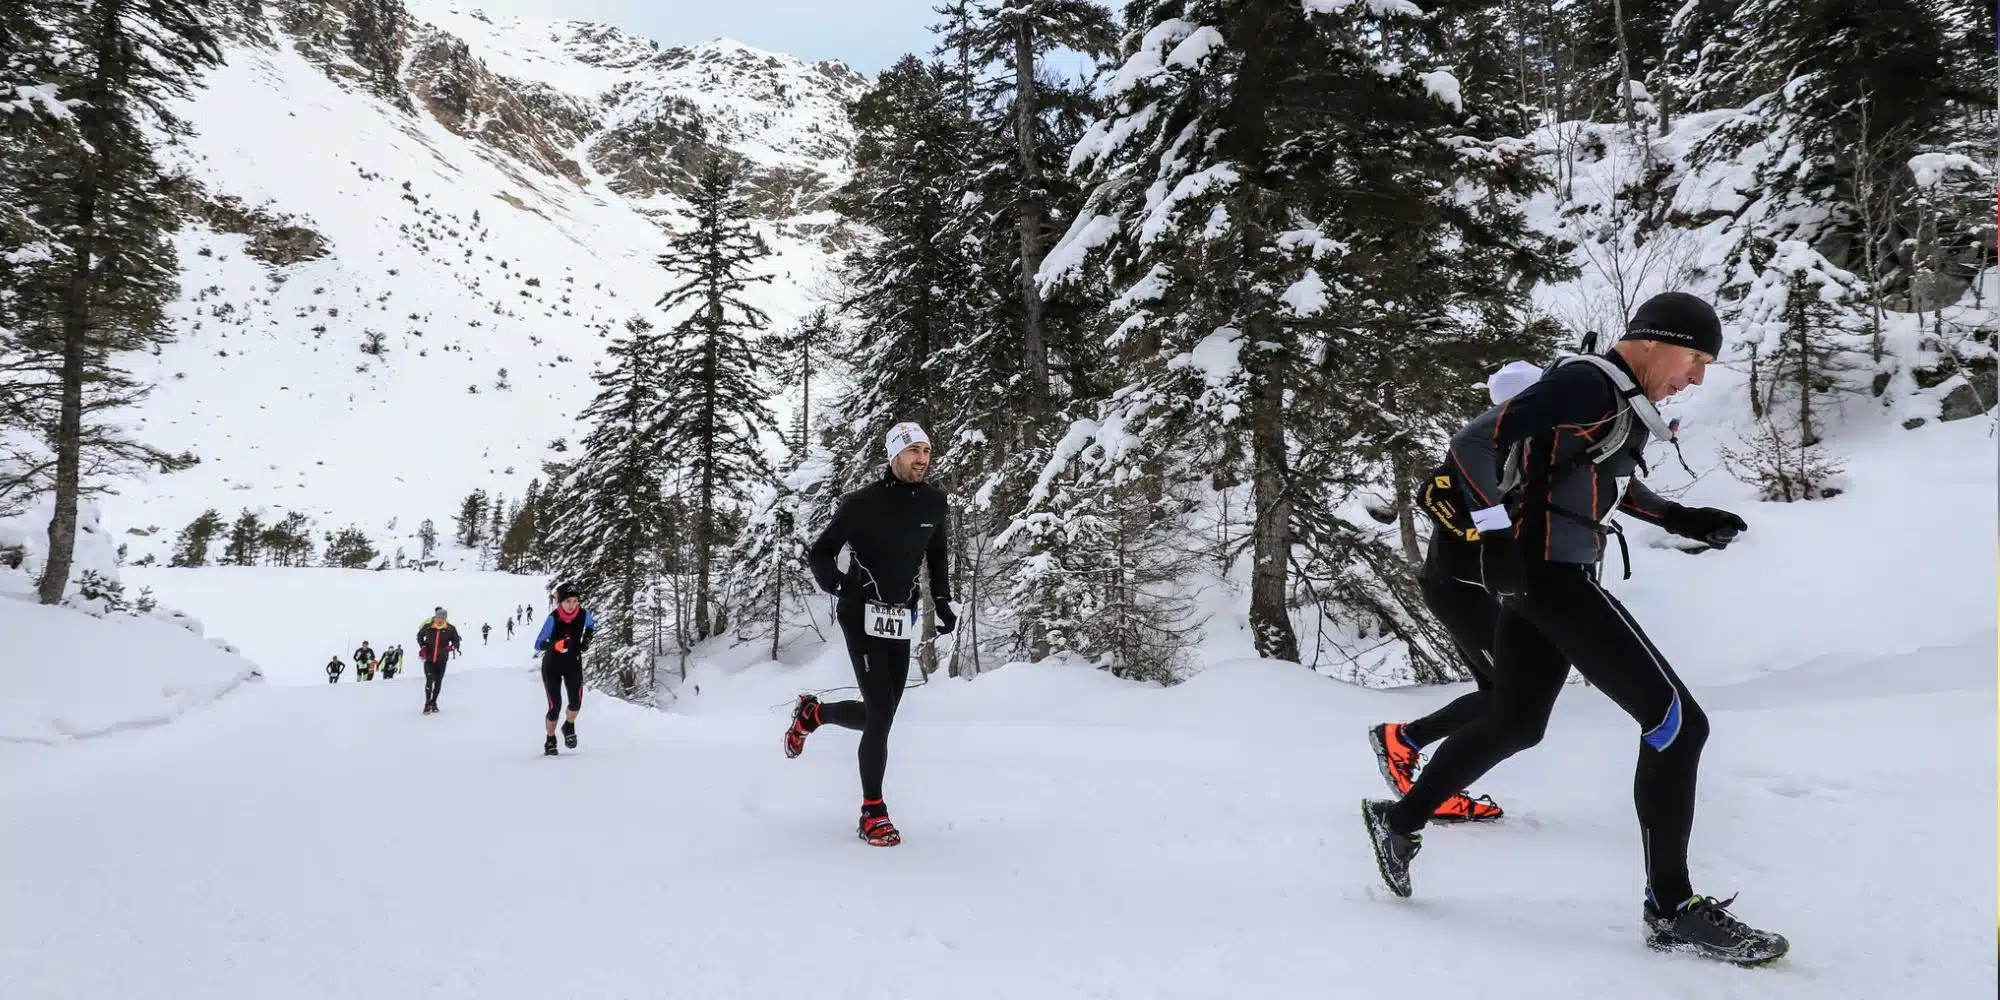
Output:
[1361, 799, 1421, 898]
[1644, 893, 1789, 966]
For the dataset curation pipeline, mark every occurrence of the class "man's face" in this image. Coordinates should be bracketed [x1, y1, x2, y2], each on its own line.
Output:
[1640, 343, 1712, 402]
[433, 615, 446, 627]
[891, 441, 931, 482]
[560, 597, 581, 613]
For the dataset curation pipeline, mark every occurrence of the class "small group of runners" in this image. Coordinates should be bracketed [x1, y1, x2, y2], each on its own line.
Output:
[781, 292, 1787, 967]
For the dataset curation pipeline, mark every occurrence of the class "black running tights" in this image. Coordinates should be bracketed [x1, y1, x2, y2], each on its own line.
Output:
[819, 598, 912, 802]
[1400, 560, 1499, 748]
[543, 660, 583, 721]
[1388, 562, 1710, 908]
[423, 661, 446, 705]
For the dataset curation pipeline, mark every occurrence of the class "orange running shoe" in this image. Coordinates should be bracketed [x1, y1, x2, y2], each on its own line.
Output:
[858, 801, 900, 846]
[1369, 722, 1421, 796]
[784, 693, 820, 759]
[1431, 792, 1504, 823]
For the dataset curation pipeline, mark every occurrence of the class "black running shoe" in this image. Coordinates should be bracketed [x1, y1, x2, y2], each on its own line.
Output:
[561, 720, 577, 749]
[544, 735, 559, 756]
[1361, 799, 1421, 898]
[1644, 893, 1789, 966]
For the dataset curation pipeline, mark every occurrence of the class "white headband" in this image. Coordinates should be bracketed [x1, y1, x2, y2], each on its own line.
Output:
[885, 421, 929, 460]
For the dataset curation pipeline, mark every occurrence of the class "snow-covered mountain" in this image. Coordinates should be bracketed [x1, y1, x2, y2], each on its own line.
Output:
[108, 0, 866, 565]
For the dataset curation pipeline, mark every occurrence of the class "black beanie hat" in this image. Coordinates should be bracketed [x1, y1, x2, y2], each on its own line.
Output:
[557, 583, 580, 602]
[1621, 292, 1723, 358]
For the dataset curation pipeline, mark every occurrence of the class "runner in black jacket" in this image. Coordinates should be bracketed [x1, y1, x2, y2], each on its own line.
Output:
[416, 608, 462, 715]
[1361, 293, 1784, 966]
[534, 584, 595, 755]
[785, 420, 955, 847]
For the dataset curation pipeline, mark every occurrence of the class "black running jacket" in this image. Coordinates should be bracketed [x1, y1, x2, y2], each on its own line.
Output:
[808, 470, 952, 607]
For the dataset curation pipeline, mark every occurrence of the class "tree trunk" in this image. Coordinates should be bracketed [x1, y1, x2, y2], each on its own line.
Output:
[39, 5, 115, 606]
[769, 538, 781, 662]
[1612, 0, 1637, 128]
[1014, 20, 1049, 417]
[1391, 448, 1421, 567]
[1247, 343, 1298, 663]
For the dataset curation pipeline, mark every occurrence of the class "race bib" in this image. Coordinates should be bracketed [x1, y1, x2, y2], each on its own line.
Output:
[863, 601, 913, 641]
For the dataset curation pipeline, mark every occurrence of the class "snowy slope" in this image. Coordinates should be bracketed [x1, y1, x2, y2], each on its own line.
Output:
[102, 2, 864, 564]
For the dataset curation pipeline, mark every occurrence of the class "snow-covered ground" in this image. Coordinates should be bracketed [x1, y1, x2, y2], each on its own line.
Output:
[0, 621, 1990, 998]
[4, 403, 1995, 996]
[0, 595, 260, 744]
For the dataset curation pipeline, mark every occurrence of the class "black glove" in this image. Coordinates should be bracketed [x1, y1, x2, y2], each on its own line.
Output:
[813, 571, 841, 597]
[1478, 532, 1525, 599]
[934, 600, 957, 635]
[1664, 506, 1747, 549]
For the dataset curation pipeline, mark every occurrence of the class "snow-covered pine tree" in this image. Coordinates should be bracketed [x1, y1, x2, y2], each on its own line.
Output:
[452, 489, 487, 548]
[771, 307, 836, 458]
[261, 511, 314, 567]
[169, 509, 223, 567]
[720, 445, 839, 660]
[483, 497, 507, 568]
[323, 526, 378, 569]
[1682, 0, 1982, 288]
[416, 517, 437, 560]
[826, 56, 978, 476]
[1029, 0, 1560, 677]
[959, 0, 1120, 424]
[222, 509, 264, 565]
[655, 156, 778, 640]
[1722, 238, 1870, 477]
[9, 0, 218, 604]
[542, 314, 675, 700]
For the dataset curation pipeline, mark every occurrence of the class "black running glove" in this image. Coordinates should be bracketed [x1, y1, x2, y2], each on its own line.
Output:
[1478, 533, 1526, 598]
[1663, 506, 1747, 549]
[934, 600, 957, 635]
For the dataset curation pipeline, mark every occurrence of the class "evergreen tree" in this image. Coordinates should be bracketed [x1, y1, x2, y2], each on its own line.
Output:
[169, 508, 223, 567]
[1028, 0, 1561, 673]
[10, 0, 218, 604]
[656, 158, 779, 638]
[957, 0, 1119, 423]
[772, 307, 836, 456]
[826, 57, 978, 476]
[260, 511, 314, 567]
[497, 479, 540, 572]
[222, 509, 263, 565]
[542, 314, 676, 699]
[452, 489, 488, 548]
[416, 516, 437, 560]
[322, 525, 379, 569]
[484, 497, 507, 567]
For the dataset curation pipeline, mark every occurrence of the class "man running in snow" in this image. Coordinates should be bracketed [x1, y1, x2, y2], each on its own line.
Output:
[326, 656, 344, 684]
[353, 642, 376, 682]
[785, 421, 955, 847]
[380, 645, 403, 680]
[417, 608, 462, 715]
[481, 622, 491, 645]
[1367, 360, 1545, 824]
[506, 618, 515, 640]
[534, 584, 596, 755]
[1362, 292, 1783, 966]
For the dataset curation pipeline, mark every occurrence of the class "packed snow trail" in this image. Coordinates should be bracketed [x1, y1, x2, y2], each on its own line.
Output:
[1, 635, 1991, 999]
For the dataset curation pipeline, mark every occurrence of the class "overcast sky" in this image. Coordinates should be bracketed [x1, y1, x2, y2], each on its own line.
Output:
[438, 0, 969, 73]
